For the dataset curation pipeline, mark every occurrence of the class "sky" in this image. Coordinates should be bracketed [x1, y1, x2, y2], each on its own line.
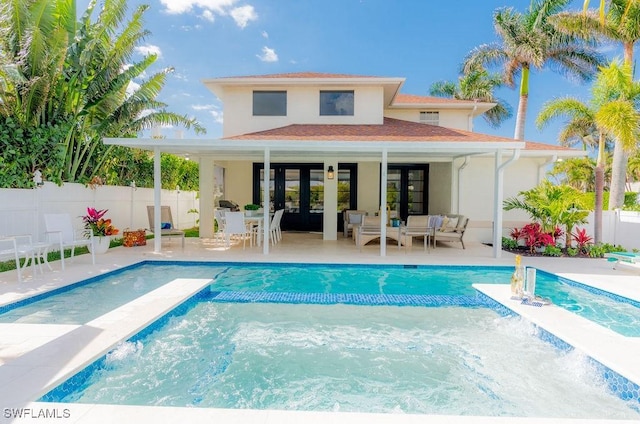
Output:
[76, 0, 631, 144]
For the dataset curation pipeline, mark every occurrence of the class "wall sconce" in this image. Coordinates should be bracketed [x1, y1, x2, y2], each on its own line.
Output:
[327, 165, 335, 180]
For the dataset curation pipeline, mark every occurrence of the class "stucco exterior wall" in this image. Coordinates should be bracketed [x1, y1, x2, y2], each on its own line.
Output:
[457, 156, 541, 243]
[384, 109, 471, 131]
[428, 162, 453, 214]
[222, 86, 384, 137]
[357, 162, 381, 215]
[222, 161, 254, 209]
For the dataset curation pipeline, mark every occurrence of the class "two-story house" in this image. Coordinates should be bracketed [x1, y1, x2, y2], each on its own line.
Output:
[107, 72, 582, 257]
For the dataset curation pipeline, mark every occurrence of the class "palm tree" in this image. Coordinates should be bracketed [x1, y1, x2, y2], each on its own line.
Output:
[464, 0, 603, 140]
[429, 65, 512, 128]
[553, 0, 640, 208]
[536, 63, 624, 243]
[0, 0, 205, 184]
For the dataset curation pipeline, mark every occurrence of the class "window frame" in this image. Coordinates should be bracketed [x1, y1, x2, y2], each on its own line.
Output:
[252, 90, 287, 116]
[319, 90, 355, 116]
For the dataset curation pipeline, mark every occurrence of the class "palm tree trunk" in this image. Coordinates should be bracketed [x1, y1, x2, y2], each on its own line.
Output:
[609, 140, 628, 209]
[513, 66, 529, 140]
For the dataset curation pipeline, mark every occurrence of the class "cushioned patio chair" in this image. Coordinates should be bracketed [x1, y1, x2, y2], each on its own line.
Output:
[343, 210, 367, 238]
[399, 215, 432, 252]
[433, 216, 469, 249]
[147, 206, 185, 248]
[44, 213, 95, 270]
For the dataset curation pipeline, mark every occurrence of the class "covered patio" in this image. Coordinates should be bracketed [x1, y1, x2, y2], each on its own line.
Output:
[105, 134, 577, 259]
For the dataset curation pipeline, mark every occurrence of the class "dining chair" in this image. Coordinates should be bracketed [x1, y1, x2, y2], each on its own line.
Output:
[223, 211, 252, 249]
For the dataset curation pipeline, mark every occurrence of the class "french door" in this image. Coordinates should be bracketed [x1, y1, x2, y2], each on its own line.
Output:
[385, 164, 429, 221]
[253, 163, 358, 232]
[253, 163, 324, 231]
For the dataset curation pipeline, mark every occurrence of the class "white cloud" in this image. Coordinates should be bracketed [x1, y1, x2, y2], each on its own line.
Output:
[230, 5, 257, 28]
[261, 30, 269, 39]
[257, 46, 278, 62]
[192, 104, 216, 110]
[126, 81, 140, 98]
[210, 110, 224, 124]
[135, 44, 163, 59]
[158, 0, 257, 28]
[201, 10, 215, 22]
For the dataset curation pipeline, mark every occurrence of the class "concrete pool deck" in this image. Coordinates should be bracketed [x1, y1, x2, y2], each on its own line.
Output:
[0, 233, 639, 423]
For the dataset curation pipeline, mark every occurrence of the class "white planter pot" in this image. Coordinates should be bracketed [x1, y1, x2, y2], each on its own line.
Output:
[89, 236, 111, 254]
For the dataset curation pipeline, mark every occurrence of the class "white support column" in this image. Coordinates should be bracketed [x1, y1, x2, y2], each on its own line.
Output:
[153, 147, 162, 253]
[263, 148, 270, 255]
[323, 160, 338, 241]
[199, 157, 215, 238]
[380, 148, 388, 257]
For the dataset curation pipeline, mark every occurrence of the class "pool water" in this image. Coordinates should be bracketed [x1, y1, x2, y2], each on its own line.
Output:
[44, 302, 640, 418]
[0, 263, 512, 324]
[2, 262, 640, 336]
[534, 272, 640, 337]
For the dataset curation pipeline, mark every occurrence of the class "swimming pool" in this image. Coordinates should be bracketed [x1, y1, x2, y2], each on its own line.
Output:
[41, 294, 640, 418]
[2, 261, 640, 338]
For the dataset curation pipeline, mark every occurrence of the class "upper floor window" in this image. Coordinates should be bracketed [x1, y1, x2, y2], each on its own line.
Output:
[320, 90, 354, 116]
[253, 91, 287, 116]
[419, 111, 439, 125]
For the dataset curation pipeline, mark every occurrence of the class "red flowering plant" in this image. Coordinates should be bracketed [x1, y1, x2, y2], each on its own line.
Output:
[82, 208, 119, 238]
[520, 223, 555, 253]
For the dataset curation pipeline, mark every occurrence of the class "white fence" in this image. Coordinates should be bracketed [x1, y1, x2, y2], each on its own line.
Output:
[0, 182, 198, 242]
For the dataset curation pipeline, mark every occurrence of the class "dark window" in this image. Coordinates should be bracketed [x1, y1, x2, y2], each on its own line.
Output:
[320, 90, 354, 116]
[253, 91, 287, 116]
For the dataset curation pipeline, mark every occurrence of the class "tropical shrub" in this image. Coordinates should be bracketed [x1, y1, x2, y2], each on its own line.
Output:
[502, 237, 519, 250]
[543, 245, 562, 257]
[520, 223, 555, 253]
[571, 228, 593, 253]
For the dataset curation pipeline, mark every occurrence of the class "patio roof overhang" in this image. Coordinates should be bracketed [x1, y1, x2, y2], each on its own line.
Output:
[104, 137, 584, 259]
[104, 137, 582, 162]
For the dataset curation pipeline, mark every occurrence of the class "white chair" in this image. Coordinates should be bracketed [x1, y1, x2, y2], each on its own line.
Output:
[44, 213, 95, 270]
[0, 235, 35, 282]
[214, 209, 227, 243]
[223, 211, 252, 249]
[343, 210, 366, 238]
[269, 209, 284, 245]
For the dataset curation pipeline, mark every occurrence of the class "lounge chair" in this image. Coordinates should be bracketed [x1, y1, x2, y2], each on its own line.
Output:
[604, 252, 640, 271]
[433, 215, 469, 249]
[0, 235, 35, 282]
[44, 213, 96, 270]
[147, 206, 185, 248]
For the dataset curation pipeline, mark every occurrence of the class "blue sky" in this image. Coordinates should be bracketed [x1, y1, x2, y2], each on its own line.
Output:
[78, 0, 625, 143]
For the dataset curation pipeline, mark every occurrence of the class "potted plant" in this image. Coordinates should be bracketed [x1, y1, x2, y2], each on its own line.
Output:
[244, 203, 260, 216]
[82, 207, 119, 253]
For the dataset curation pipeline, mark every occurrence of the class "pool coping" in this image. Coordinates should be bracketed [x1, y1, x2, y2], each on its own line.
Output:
[2, 257, 640, 423]
[474, 284, 640, 390]
[0, 278, 212, 408]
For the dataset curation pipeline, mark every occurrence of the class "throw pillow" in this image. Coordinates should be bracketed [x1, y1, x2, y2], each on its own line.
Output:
[161, 222, 172, 230]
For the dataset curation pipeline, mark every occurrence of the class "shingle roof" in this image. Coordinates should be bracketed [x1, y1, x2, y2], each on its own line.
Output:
[225, 117, 515, 144]
[393, 94, 475, 105]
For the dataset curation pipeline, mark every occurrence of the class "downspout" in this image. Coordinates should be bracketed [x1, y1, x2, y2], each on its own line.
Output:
[467, 102, 478, 132]
[456, 156, 471, 214]
[493, 149, 521, 258]
[538, 154, 557, 183]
